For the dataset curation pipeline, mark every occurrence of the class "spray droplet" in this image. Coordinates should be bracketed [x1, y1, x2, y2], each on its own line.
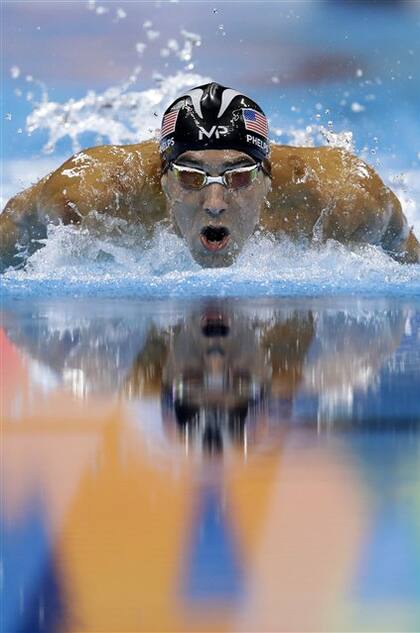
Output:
[10, 65, 20, 79]
[135, 42, 146, 55]
[116, 7, 126, 19]
[167, 38, 179, 51]
[146, 30, 160, 41]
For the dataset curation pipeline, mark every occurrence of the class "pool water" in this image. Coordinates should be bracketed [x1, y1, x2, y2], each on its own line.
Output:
[2, 297, 420, 632]
[2, 2, 420, 298]
[2, 2, 420, 631]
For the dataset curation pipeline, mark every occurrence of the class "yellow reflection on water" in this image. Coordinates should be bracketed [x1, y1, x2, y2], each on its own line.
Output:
[2, 301, 420, 632]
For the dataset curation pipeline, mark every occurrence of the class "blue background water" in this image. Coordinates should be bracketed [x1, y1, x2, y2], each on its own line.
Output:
[2, 1, 420, 297]
[2, 6, 420, 630]
[3, 1, 420, 166]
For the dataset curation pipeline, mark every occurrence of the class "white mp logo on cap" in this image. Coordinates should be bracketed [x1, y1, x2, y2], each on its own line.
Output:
[198, 125, 229, 140]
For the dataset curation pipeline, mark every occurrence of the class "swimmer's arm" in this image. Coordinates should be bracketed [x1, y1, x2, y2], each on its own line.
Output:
[0, 144, 144, 270]
[379, 191, 420, 264]
[350, 157, 420, 263]
[0, 150, 97, 271]
[0, 178, 49, 271]
[322, 151, 419, 264]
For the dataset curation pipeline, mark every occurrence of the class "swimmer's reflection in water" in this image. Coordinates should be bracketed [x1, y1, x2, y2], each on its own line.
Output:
[119, 307, 317, 453]
[3, 301, 414, 452]
[160, 310, 279, 454]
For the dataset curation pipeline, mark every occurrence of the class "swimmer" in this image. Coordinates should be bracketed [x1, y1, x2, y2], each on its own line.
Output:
[1, 81, 419, 270]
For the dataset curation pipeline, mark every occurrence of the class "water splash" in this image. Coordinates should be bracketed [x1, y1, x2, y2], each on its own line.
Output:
[3, 19, 419, 298]
[2, 223, 420, 299]
[26, 70, 210, 154]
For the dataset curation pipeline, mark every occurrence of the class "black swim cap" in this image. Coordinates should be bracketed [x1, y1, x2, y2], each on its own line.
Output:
[159, 82, 270, 171]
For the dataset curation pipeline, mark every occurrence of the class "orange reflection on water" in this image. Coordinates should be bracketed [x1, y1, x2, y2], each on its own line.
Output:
[2, 305, 420, 632]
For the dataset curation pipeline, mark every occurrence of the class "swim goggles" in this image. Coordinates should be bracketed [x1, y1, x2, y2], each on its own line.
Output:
[170, 162, 262, 190]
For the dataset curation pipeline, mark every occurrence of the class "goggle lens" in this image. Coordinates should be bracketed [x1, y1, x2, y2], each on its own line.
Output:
[176, 169, 206, 189]
[171, 164, 260, 190]
[225, 169, 256, 189]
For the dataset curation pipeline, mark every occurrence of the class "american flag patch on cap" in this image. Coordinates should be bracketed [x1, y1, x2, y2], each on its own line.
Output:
[242, 108, 268, 138]
[160, 110, 179, 139]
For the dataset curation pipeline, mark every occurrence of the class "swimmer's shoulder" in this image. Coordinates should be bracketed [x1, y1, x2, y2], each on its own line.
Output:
[38, 139, 164, 223]
[69, 139, 160, 174]
[270, 143, 379, 187]
[44, 139, 161, 195]
[269, 143, 394, 216]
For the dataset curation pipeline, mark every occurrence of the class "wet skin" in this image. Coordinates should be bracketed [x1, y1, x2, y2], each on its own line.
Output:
[161, 149, 271, 267]
[1, 139, 419, 270]
[2, 301, 408, 452]
[161, 309, 273, 409]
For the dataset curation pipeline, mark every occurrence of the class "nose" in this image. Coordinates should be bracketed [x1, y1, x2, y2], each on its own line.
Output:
[203, 183, 227, 217]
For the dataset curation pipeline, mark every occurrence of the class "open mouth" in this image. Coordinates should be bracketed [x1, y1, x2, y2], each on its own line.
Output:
[201, 313, 230, 338]
[200, 226, 231, 252]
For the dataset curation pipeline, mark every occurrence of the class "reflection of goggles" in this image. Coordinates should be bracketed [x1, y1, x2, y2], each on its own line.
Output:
[170, 162, 265, 190]
[171, 369, 265, 396]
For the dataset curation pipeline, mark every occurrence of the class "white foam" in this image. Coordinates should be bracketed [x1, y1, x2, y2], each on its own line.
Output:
[2, 223, 420, 299]
[25, 70, 210, 155]
[2, 23, 420, 298]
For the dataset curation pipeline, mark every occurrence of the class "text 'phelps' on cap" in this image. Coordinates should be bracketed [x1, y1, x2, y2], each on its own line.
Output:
[159, 82, 270, 171]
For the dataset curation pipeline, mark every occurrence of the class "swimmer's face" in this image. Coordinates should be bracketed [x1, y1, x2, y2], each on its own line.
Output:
[161, 149, 271, 267]
[162, 310, 271, 409]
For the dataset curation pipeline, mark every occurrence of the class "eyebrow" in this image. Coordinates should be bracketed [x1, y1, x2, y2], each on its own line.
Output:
[176, 156, 255, 169]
